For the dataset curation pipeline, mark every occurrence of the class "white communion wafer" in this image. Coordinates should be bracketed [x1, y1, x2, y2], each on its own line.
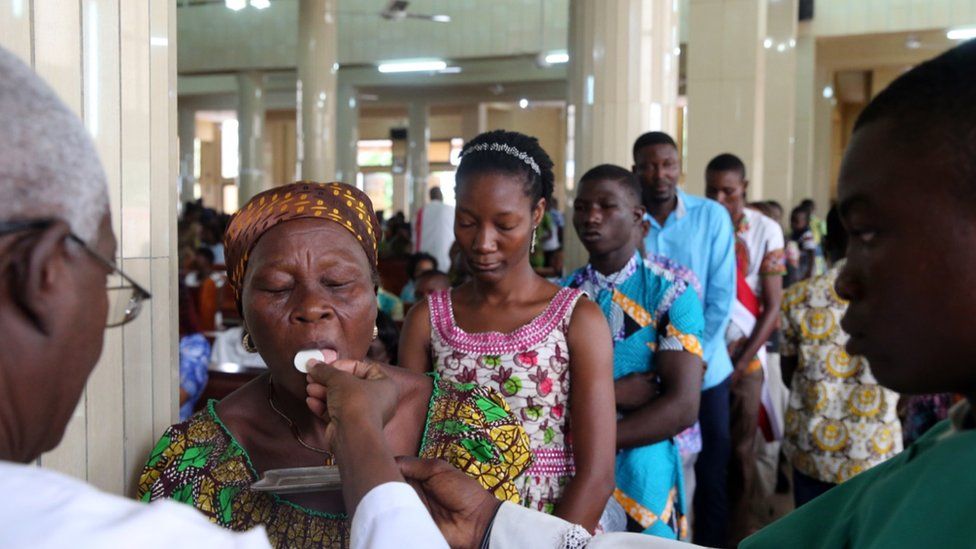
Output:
[293, 349, 326, 374]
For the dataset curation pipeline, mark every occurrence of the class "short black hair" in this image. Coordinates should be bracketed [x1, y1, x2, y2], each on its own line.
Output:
[579, 164, 642, 204]
[765, 200, 783, 212]
[824, 205, 847, 263]
[456, 129, 555, 206]
[406, 252, 438, 279]
[705, 153, 747, 179]
[798, 199, 816, 213]
[195, 246, 215, 265]
[632, 131, 678, 160]
[854, 40, 976, 205]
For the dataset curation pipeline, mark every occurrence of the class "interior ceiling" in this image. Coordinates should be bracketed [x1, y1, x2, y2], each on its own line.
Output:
[817, 28, 957, 71]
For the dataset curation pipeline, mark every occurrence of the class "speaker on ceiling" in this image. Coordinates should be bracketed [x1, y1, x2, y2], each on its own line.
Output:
[799, 0, 814, 21]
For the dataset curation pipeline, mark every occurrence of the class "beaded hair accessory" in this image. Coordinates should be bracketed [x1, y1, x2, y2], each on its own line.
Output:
[461, 142, 542, 176]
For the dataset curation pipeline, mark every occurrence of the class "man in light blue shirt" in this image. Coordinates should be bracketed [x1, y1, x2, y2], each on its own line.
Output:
[633, 131, 735, 547]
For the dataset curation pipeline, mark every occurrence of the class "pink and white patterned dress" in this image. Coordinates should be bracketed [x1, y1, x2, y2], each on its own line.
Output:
[428, 287, 584, 514]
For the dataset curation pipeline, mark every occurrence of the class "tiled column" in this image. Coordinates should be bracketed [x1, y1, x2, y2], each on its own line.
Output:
[0, 0, 178, 496]
[792, 29, 816, 207]
[408, 101, 430, 219]
[178, 106, 197, 206]
[237, 71, 266, 204]
[335, 82, 359, 186]
[296, 0, 338, 182]
[567, 0, 679, 270]
[761, 0, 799, 207]
[685, 0, 768, 196]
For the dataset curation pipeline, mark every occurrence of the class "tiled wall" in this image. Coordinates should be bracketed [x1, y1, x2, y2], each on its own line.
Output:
[0, 0, 178, 496]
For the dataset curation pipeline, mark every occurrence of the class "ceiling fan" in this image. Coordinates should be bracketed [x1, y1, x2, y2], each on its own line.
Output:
[380, 1, 450, 23]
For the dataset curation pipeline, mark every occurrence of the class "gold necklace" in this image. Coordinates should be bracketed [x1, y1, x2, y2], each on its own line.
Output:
[267, 377, 335, 465]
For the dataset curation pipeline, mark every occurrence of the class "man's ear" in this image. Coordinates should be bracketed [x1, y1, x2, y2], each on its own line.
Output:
[7, 221, 72, 336]
[634, 204, 647, 223]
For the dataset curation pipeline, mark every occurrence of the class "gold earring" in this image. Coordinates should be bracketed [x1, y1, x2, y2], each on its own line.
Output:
[530, 226, 538, 254]
[242, 330, 257, 353]
[372, 326, 379, 341]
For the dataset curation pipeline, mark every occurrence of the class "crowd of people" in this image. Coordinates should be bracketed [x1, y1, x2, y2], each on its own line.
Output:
[2, 39, 976, 549]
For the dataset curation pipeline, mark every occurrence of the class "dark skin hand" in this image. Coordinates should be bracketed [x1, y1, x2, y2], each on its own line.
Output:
[214, 219, 431, 514]
[397, 457, 501, 549]
[305, 359, 402, 514]
[616, 351, 702, 449]
[834, 118, 976, 420]
[400, 173, 616, 532]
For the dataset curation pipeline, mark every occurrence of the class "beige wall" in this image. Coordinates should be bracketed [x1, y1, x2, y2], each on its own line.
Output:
[485, 104, 568, 206]
[0, 0, 178, 496]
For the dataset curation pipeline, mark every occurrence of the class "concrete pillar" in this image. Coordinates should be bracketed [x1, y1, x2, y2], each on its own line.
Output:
[685, 0, 767, 197]
[335, 82, 359, 187]
[408, 101, 430, 219]
[792, 28, 816, 208]
[761, 0, 799, 208]
[567, 0, 679, 271]
[296, 0, 338, 182]
[237, 71, 266, 205]
[178, 106, 197, 207]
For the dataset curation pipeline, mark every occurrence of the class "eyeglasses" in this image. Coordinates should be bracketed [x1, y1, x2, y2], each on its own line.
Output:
[0, 219, 152, 328]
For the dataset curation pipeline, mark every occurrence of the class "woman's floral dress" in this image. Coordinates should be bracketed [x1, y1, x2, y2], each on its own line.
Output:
[429, 287, 583, 513]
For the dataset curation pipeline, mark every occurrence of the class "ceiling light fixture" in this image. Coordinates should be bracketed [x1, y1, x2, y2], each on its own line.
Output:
[518, 98, 529, 109]
[377, 59, 448, 73]
[225, 0, 247, 11]
[430, 14, 451, 23]
[250, 0, 270, 9]
[544, 51, 569, 64]
[947, 26, 976, 40]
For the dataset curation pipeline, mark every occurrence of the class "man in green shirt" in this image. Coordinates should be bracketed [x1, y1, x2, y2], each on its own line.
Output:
[743, 38, 976, 549]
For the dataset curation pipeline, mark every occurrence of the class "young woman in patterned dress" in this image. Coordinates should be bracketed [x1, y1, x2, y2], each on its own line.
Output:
[400, 130, 616, 532]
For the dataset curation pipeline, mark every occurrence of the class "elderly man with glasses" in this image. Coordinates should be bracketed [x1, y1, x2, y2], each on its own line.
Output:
[0, 48, 269, 547]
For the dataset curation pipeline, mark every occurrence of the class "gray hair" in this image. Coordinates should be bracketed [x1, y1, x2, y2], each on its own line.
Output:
[0, 47, 109, 243]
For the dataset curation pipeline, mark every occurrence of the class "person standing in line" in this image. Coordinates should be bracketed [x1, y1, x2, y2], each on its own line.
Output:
[704, 153, 785, 545]
[565, 164, 705, 539]
[633, 132, 736, 547]
[780, 206, 902, 507]
[414, 186, 455, 274]
[400, 130, 616, 532]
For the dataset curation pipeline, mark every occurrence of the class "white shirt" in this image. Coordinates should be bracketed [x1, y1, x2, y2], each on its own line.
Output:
[736, 207, 786, 296]
[415, 200, 456, 273]
[353, 482, 698, 549]
[351, 482, 447, 549]
[0, 460, 269, 549]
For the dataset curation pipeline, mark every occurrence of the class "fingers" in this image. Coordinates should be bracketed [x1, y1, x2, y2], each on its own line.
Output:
[395, 456, 454, 482]
[307, 359, 385, 383]
[306, 396, 328, 419]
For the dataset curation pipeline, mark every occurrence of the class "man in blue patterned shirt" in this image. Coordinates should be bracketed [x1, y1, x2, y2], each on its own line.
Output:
[565, 164, 705, 539]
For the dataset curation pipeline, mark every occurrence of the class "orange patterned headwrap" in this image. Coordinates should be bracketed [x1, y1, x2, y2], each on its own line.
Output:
[223, 181, 380, 301]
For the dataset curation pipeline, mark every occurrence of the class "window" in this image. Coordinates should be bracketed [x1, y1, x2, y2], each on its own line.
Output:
[357, 139, 393, 167]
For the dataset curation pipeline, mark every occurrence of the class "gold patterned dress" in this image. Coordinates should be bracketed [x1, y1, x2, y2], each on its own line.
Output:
[138, 374, 532, 548]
